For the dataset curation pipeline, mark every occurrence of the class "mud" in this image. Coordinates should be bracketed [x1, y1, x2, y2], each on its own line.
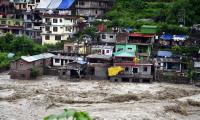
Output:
[0, 72, 200, 120]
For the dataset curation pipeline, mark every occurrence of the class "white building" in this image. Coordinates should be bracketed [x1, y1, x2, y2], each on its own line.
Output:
[41, 14, 78, 45]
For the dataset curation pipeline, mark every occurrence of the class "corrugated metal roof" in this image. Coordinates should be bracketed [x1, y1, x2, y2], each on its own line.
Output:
[53, 55, 77, 61]
[157, 51, 172, 57]
[87, 54, 112, 60]
[114, 52, 135, 58]
[58, 0, 75, 9]
[194, 62, 200, 68]
[21, 53, 55, 62]
[48, 0, 63, 9]
[173, 35, 187, 41]
[36, 0, 52, 9]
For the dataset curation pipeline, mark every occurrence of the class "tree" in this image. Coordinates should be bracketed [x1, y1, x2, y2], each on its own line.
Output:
[10, 35, 47, 55]
[44, 108, 92, 120]
[0, 52, 10, 68]
[0, 33, 14, 52]
[167, 0, 200, 25]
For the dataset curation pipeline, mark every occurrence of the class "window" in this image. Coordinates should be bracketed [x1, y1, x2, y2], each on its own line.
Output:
[143, 67, 148, 72]
[45, 26, 50, 31]
[53, 19, 58, 23]
[125, 67, 129, 71]
[66, 27, 72, 32]
[62, 72, 66, 75]
[1, 21, 6, 24]
[60, 19, 62, 23]
[117, 48, 123, 52]
[15, 22, 20, 26]
[45, 35, 50, 40]
[110, 35, 113, 38]
[55, 35, 61, 40]
[79, 1, 84, 6]
[132, 68, 138, 73]
[45, 18, 50, 23]
[128, 48, 132, 52]
[106, 50, 109, 53]
[102, 34, 106, 39]
[55, 59, 60, 63]
[53, 27, 58, 32]
[20, 62, 23, 67]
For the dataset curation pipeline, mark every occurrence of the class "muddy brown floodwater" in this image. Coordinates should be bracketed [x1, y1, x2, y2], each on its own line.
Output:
[0, 72, 200, 120]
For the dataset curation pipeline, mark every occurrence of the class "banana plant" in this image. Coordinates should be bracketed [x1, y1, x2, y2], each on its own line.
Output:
[44, 109, 92, 120]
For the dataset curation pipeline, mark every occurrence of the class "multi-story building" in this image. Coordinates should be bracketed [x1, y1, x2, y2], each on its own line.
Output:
[0, 13, 23, 35]
[74, 0, 115, 20]
[10, 0, 30, 10]
[41, 14, 78, 45]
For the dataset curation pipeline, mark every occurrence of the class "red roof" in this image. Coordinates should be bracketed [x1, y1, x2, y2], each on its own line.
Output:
[129, 33, 155, 38]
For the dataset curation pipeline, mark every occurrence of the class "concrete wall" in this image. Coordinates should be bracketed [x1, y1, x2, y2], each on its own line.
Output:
[100, 33, 116, 43]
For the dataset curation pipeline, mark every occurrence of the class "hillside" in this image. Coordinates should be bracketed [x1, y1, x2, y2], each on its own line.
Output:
[106, 0, 200, 33]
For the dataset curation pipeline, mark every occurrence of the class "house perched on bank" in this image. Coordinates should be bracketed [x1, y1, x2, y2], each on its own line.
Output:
[10, 53, 55, 79]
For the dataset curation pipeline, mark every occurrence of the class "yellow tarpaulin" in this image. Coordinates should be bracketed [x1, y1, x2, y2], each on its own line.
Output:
[108, 66, 124, 77]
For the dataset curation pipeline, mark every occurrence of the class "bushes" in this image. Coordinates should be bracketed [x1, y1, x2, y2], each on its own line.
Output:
[0, 52, 10, 69]
[30, 68, 40, 79]
[0, 33, 48, 56]
[44, 108, 92, 120]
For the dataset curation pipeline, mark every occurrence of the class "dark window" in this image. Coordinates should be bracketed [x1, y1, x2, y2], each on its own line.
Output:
[45, 18, 50, 22]
[1, 21, 6, 24]
[125, 67, 129, 71]
[117, 48, 123, 52]
[102, 34, 106, 39]
[20, 62, 23, 67]
[55, 35, 61, 40]
[53, 19, 58, 23]
[62, 72, 66, 75]
[53, 27, 58, 32]
[45, 35, 50, 40]
[110, 35, 113, 38]
[128, 48, 132, 50]
[143, 67, 148, 72]
[132, 68, 138, 73]
[55, 59, 60, 63]
[60, 19, 62, 23]
[45, 26, 50, 31]
[79, 1, 84, 6]
[106, 50, 109, 53]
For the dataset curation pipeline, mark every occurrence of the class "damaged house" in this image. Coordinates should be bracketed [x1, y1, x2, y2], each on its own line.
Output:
[10, 53, 55, 80]
[87, 54, 112, 80]
[110, 44, 153, 83]
[58, 60, 87, 81]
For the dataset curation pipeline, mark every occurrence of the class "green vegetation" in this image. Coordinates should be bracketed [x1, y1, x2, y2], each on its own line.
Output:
[30, 68, 40, 79]
[0, 52, 10, 68]
[0, 33, 48, 69]
[105, 0, 200, 34]
[44, 108, 92, 120]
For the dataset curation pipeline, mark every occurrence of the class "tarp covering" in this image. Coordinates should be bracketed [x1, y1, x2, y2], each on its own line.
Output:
[157, 51, 172, 57]
[36, 0, 52, 9]
[173, 35, 187, 41]
[58, 0, 75, 9]
[160, 34, 173, 40]
[108, 66, 124, 77]
[48, 0, 63, 9]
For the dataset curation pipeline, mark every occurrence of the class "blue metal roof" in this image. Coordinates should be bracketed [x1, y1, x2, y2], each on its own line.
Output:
[157, 51, 172, 57]
[57, 0, 75, 9]
[160, 34, 173, 41]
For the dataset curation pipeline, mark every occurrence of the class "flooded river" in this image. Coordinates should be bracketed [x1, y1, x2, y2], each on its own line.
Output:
[0, 72, 200, 120]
